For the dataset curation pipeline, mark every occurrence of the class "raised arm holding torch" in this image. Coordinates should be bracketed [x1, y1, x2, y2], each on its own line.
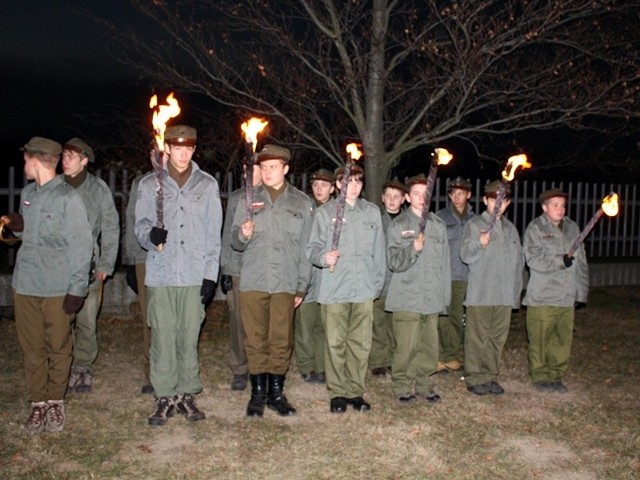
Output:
[419, 147, 453, 234]
[329, 143, 363, 272]
[485, 154, 531, 235]
[566, 192, 618, 258]
[149, 92, 181, 252]
[240, 117, 268, 221]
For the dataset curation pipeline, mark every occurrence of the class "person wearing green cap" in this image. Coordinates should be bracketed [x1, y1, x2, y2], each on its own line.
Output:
[1, 137, 93, 435]
[523, 189, 588, 393]
[61, 138, 120, 395]
[460, 180, 524, 396]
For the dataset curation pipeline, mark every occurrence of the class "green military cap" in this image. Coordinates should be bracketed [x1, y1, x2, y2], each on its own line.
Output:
[20, 136, 62, 156]
[484, 180, 510, 199]
[538, 188, 567, 204]
[310, 168, 336, 184]
[256, 144, 291, 163]
[335, 163, 364, 180]
[165, 124, 197, 146]
[63, 137, 95, 163]
[382, 178, 406, 194]
[405, 173, 428, 190]
[448, 176, 472, 192]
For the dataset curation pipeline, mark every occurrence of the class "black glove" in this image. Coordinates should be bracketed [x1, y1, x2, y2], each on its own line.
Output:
[574, 301, 587, 310]
[220, 275, 233, 295]
[125, 265, 138, 294]
[200, 279, 216, 306]
[563, 254, 574, 268]
[3, 212, 24, 232]
[62, 294, 85, 314]
[150, 227, 168, 246]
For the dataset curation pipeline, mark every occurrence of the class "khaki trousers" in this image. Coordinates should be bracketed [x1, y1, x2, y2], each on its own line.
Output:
[136, 262, 151, 381]
[526, 305, 574, 383]
[438, 281, 467, 362]
[294, 301, 325, 375]
[71, 279, 102, 373]
[226, 276, 248, 376]
[14, 292, 73, 402]
[368, 296, 394, 369]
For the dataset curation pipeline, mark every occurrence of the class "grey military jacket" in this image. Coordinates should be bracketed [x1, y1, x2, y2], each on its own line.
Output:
[231, 182, 312, 295]
[461, 211, 524, 308]
[306, 197, 386, 304]
[523, 214, 589, 307]
[385, 210, 451, 315]
[123, 173, 150, 265]
[135, 161, 223, 287]
[220, 187, 244, 277]
[12, 175, 93, 297]
[67, 172, 120, 277]
[436, 203, 475, 282]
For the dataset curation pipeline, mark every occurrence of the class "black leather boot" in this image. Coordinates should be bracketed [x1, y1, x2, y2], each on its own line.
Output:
[267, 374, 296, 416]
[246, 374, 267, 417]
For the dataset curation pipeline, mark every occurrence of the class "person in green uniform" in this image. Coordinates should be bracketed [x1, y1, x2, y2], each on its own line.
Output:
[386, 175, 451, 404]
[2, 136, 93, 435]
[306, 164, 387, 413]
[61, 138, 120, 394]
[523, 189, 588, 393]
[460, 180, 524, 396]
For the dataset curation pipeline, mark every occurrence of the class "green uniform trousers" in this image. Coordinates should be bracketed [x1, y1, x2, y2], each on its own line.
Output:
[438, 280, 467, 362]
[464, 305, 511, 387]
[368, 296, 394, 369]
[14, 292, 73, 402]
[147, 286, 205, 398]
[526, 305, 574, 383]
[239, 291, 295, 375]
[294, 301, 325, 375]
[321, 301, 373, 399]
[135, 262, 151, 381]
[227, 276, 248, 376]
[391, 311, 439, 397]
[71, 279, 102, 373]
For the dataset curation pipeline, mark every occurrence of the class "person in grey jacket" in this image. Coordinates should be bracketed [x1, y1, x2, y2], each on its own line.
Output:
[2, 137, 93, 435]
[135, 125, 222, 426]
[61, 138, 120, 394]
[523, 189, 588, 393]
[231, 144, 312, 418]
[460, 180, 524, 396]
[386, 174, 451, 404]
[306, 164, 386, 414]
[435, 176, 475, 372]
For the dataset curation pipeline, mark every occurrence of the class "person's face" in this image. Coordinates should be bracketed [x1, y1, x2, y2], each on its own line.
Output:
[448, 188, 471, 212]
[23, 153, 37, 180]
[165, 144, 195, 173]
[259, 159, 288, 188]
[311, 179, 334, 204]
[542, 197, 566, 225]
[61, 150, 88, 177]
[382, 187, 404, 214]
[337, 176, 363, 204]
[483, 196, 511, 216]
[406, 183, 428, 214]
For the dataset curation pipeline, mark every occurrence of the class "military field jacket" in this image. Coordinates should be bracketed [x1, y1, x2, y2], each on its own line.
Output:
[135, 161, 223, 287]
[460, 211, 524, 308]
[12, 176, 93, 297]
[523, 214, 589, 307]
[123, 173, 150, 265]
[436, 203, 475, 282]
[385, 210, 451, 315]
[306, 197, 386, 304]
[220, 187, 244, 277]
[231, 183, 312, 295]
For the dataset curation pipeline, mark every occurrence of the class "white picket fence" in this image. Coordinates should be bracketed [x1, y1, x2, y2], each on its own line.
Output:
[1, 167, 639, 262]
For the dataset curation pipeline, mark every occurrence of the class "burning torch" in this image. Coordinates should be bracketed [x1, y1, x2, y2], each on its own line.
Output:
[419, 147, 453, 234]
[329, 143, 363, 273]
[240, 117, 268, 221]
[149, 92, 181, 252]
[484, 154, 531, 234]
[566, 192, 619, 258]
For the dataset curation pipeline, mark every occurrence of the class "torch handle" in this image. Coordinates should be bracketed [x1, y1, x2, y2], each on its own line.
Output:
[244, 142, 255, 222]
[328, 161, 352, 273]
[567, 208, 604, 257]
[419, 161, 438, 234]
[484, 181, 508, 235]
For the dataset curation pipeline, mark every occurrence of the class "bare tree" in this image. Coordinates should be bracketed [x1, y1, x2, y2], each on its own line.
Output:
[104, 0, 640, 200]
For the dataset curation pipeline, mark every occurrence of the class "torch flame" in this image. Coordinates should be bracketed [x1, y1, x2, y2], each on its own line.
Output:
[346, 143, 363, 161]
[433, 147, 453, 166]
[150, 93, 181, 151]
[502, 154, 531, 181]
[601, 193, 619, 217]
[241, 118, 269, 152]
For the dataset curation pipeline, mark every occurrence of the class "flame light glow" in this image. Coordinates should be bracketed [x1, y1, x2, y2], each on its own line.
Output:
[502, 154, 531, 181]
[602, 193, 619, 217]
[241, 118, 269, 151]
[150, 93, 181, 151]
[346, 143, 363, 161]
[433, 148, 453, 166]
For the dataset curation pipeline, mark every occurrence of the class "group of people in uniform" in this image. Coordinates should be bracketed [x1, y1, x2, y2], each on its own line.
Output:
[1, 124, 589, 434]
